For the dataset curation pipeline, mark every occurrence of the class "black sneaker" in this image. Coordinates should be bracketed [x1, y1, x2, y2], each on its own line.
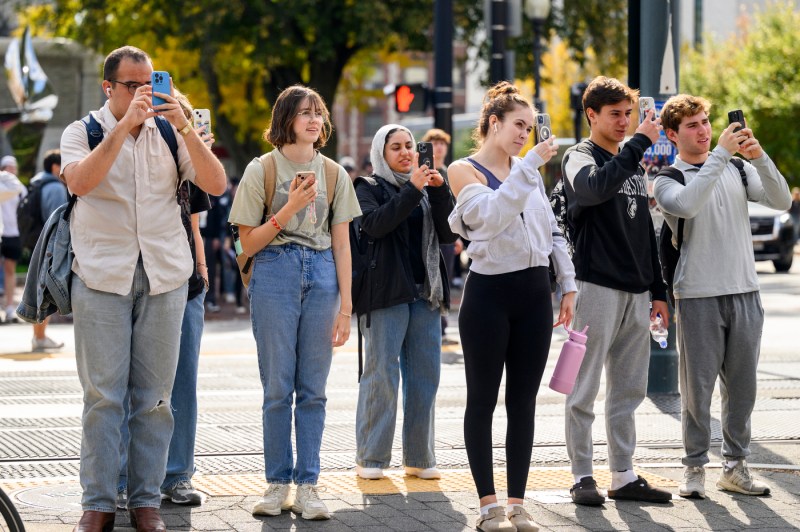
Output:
[608, 475, 672, 503]
[570, 476, 606, 506]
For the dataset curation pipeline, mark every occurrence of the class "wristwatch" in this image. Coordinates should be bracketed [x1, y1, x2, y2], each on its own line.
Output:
[178, 121, 193, 136]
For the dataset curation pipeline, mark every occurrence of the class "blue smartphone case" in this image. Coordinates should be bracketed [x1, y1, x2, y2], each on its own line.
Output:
[151, 71, 171, 109]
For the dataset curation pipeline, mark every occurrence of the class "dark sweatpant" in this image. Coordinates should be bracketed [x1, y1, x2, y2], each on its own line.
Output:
[459, 267, 553, 499]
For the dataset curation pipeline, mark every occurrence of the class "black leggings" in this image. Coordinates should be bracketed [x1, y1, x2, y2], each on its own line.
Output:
[460, 266, 553, 499]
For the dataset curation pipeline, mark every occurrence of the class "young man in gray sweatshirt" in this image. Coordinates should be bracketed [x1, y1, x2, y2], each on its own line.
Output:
[654, 94, 791, 499]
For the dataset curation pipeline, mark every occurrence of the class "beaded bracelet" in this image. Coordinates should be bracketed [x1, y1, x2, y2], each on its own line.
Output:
[339, 311, 352, 318]
[270, 215, 284, 231]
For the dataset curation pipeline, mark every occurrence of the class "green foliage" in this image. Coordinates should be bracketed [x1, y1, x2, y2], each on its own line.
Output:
[682, 1, 800, 184]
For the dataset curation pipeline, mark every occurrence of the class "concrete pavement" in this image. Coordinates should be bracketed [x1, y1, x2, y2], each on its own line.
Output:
[1, 261, 799, 531]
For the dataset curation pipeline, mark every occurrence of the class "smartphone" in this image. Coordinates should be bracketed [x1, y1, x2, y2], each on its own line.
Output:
[151, 71, 171, 109]
[296, 171, 316, 188]
[728, 109, 746, 132]
[639, 97, 655, 123]
[535, 113, 552, 143]
[193, 108, 211, 131]
[417, 142, 433, 169]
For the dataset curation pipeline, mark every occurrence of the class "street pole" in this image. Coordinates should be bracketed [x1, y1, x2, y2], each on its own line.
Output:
[632, 0, 682, 394]
[490, 0, 508, 84]
[434, 0, 454, 165]
[532, 17, 544, 112]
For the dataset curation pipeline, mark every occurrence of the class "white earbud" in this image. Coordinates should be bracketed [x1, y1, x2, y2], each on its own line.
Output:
[106, 88, 111, 96]
[493, 123, 498, 134]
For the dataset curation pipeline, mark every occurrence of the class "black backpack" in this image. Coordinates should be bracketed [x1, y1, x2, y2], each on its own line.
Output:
[17, 175, 65, 251]
[548, 178, 575, 256]
[658, 157, 748, 304]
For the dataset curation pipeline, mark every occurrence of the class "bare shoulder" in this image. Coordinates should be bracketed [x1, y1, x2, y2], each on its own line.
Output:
[447, 159, 485, 198]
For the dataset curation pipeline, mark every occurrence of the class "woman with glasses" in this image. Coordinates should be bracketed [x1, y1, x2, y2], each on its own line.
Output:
[228, 85, 361, 520]
[352, 124, 456, 481]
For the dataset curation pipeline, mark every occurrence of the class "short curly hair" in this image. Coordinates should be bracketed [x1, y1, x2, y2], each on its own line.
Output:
[660, 94, 712, 133]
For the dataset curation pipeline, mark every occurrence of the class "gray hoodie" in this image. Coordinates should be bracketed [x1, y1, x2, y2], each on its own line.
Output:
[653, 146, 790, 299]
[448, 149, 577, 294]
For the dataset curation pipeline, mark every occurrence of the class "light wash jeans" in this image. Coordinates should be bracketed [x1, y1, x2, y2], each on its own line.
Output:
[356, 299, 441, 469]
[119, 287, 206, 491]
[248, 243, 338, 485]
[72, 262, 186, 512]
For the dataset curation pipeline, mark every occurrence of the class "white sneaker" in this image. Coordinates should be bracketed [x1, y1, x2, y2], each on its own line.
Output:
[251, 483, 292, 516]
[404, 466, 441, 479]
[716, 460, 771, 495]
[291, 484, 330, 520]
[356, 465, 384, 479]
[5, 305, 18, 323]
[679, 466, 706, 499]
[32, 336, 65, 351]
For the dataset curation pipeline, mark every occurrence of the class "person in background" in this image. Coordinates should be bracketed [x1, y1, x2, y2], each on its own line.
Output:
[1, 155, 23, 323]
[339, 156, 358, 181]
[201, 184, 231, 313]
[447, 81, 576, 532]
[29, 150, 68, 350]
[790, 187, 800, 244]
[352, 124, 456, 483]
[421, 128, 458, 345]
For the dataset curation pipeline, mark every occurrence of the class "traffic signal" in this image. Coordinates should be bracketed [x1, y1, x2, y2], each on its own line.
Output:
[394, 84, 428, 114]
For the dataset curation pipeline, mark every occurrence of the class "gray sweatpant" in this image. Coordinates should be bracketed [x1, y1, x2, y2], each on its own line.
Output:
[565, 281, 651, 476]
[676, 292, 764, 466]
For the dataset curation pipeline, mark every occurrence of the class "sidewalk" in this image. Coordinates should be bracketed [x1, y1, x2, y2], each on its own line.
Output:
[2, 268, 800, 531]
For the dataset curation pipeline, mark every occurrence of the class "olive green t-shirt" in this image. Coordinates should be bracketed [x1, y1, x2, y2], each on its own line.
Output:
[228, 150, 361, 250]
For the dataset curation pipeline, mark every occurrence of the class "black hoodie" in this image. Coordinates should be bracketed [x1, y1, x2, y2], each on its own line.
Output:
[561, 133, 667, 300]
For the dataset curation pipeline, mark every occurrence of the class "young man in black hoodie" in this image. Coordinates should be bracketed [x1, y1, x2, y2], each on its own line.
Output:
[561, 76, 671, 505]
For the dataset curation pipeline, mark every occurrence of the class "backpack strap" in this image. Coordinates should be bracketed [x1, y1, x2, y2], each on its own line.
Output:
[656, 166, 687, 250]
[259, 151, 279, 218]
[322, 156, 338, 208]
[730, 156, 748, 189]
[154, 116, 180, 175]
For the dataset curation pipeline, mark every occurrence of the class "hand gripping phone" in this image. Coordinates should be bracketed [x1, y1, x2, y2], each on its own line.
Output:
[728, 109, 746, 132]
[535, 113, 552, 143]
[151, 71, 171, 109]
[639, 97, 655, 123]
[193, 108, 211, 132]
[417, 142, 433, 169]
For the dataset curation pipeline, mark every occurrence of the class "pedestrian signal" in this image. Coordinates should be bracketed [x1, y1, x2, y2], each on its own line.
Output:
[394, 84, 427, 113]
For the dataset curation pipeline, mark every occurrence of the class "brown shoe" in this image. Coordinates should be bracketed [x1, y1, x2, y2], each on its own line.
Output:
[73, 510, 115, 532]
[128, 507, 166, 532]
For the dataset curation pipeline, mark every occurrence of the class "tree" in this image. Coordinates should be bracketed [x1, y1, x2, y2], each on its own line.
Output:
[681, 1, 800, 184]
[21, 0, 474, 172]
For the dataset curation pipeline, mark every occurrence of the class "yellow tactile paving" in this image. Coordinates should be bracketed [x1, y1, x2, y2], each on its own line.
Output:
[0, 468, 676, 496]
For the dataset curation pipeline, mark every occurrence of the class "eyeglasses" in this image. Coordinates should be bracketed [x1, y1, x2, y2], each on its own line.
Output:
[296, 110, 325, 121]
[108, 80, 151, 95]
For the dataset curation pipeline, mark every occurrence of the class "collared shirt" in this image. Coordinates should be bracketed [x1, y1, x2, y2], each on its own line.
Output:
[60, 102, 197, 295]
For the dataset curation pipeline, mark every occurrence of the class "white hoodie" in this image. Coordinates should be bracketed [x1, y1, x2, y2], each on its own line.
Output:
[448, 149, 577, 294]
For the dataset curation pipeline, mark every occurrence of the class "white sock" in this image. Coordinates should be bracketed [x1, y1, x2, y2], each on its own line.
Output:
[479, 502, 499, 516]
[724, 460, 739, 469]
[507, 503, 521, 512]
[574, 474, 591, 484]
[610, 470, 637, 490]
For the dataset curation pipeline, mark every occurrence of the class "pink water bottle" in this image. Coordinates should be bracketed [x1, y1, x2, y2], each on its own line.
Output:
[549, 325, 589, 395]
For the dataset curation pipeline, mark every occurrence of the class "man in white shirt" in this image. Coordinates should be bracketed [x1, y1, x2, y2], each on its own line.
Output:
[60, 45, 226, 532]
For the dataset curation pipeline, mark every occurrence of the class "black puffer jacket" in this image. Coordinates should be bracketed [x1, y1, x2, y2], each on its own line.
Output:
[352, 175, 457, 316]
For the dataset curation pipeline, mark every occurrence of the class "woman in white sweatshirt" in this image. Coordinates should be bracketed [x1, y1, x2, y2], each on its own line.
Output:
[447, 82, 576, 532]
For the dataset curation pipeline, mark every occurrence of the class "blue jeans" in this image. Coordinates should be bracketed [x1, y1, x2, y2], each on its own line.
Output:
[72, 263, 186, 512]
[119, 287, 206, 491]
[356, 299, 441, 469]
[248, 244, 338, 485]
